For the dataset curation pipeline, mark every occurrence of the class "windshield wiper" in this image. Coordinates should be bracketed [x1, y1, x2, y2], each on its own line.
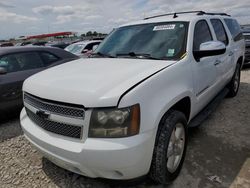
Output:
[91, 52, 115, 58]
[116, 52, 160, 60]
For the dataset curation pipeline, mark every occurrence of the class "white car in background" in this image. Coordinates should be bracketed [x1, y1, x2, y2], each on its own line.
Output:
[65, 40, 102, 57]
[21, 11, 245, 184]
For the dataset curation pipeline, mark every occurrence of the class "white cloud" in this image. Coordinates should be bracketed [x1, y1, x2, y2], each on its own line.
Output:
[53, 6, 75, 15]
[0, 1, 15, 8]
[0, 8, 38, 23]
[141, 0, 250, 24]
[32, 5, 78, 15]
[33, 5, 92, 24]
[108, 18, 130, 25]
[56, 14, 76, 24]
[1, 0, 250, 39]
[32, 5, 53, 15]
[85, 15, 102, 21]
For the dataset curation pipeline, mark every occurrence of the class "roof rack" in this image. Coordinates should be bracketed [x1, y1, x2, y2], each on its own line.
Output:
[144, 11, 230, 20]
[197, 11, 231, 16]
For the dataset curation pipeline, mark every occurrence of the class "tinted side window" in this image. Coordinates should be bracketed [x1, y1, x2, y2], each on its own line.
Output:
[0, 55, 20, 73]
[224, 19, 243, 41]
[211, 19, 228, 45]
[40, 52, 59, 66]
[193, 20, 213, 51]
[0, 52, 43, 73]
[84, 42, 101, 51]
[16, 52, 44, 70]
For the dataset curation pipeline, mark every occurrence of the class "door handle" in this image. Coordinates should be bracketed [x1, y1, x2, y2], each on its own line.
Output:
[214, 60, 222, 66]
[229, 51, 234, 56]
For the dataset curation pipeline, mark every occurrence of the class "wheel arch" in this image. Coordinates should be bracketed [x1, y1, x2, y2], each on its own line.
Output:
[168, 97, 191, 122]
[157, 96, 192, 129]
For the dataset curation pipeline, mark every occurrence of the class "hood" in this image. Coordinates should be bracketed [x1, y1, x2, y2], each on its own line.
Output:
[23, 58, 175, 107]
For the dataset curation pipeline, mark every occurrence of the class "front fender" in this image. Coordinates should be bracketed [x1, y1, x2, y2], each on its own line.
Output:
[118, 60, 195, 133]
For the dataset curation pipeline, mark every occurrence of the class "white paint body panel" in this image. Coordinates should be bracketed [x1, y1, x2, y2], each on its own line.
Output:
[23, 58, 174, 107]
[21, 14, 245, 180]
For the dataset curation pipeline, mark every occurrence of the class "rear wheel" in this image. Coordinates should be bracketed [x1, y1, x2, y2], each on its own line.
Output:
[227, 63, 241, 97]
[149, 110, 188, 184]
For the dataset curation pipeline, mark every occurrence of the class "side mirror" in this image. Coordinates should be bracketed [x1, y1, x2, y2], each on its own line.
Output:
[193, 41, 226, 62]
[0, 67, 7, 75]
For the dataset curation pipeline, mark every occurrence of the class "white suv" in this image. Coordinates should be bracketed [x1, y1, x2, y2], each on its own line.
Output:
[20, 11, 245, 184]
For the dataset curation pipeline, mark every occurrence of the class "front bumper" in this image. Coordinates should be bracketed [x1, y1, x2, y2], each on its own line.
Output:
[20, 108, 155, 180]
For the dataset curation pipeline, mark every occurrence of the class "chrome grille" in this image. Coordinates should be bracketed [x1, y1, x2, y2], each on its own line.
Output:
[26, 108, 82, 139]
[24, 93, 84, 118]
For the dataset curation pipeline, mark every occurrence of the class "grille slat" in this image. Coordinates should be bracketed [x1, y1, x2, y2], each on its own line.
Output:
[24, 93, 84, 139]
[24, 93, 84, 118]
[26, 108, 82, 139]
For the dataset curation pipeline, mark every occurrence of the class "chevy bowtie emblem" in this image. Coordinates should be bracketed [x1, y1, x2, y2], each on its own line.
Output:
[36, 110, 50, 119]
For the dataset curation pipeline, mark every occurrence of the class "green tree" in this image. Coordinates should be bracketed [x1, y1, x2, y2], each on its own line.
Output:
[86, 31, 92, 36]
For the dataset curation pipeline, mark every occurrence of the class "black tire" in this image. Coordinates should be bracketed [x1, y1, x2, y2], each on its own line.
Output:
[227, 63, 241, 98]
[149, 110, 188, 185]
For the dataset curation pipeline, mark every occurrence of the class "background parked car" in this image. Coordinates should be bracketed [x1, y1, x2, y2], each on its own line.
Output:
[64, 40, 102, 57]
[17, 41, 48, 47]
[243, 29, 250, 65]
[0, 46, 78, 114]
[0, 42, 14, 47]
[31, 41, 47, 46]
[45, 41, 70, 49]
[15, 41, 32, 46]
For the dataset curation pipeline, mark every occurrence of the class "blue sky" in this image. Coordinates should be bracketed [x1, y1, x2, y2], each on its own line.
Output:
[0, 0, 250, 40]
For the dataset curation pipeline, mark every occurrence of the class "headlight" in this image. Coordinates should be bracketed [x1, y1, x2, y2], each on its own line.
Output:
[89, 104, 140, 138]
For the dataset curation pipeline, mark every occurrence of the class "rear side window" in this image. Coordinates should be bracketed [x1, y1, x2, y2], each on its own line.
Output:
[84, 42, 101, 51]
[40, 52, 59, 66]
[211, 19, 229, 45]
[224, 19, 243, 41]
[193, 20, 213, 51]
[0, 52, 44, 73]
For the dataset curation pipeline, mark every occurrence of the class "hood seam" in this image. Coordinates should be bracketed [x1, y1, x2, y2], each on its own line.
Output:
[117, 62, 175, 107]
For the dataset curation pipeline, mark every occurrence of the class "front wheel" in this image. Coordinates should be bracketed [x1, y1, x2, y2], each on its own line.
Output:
[227, 63, 241, 98]
[149, 110, 188, 184]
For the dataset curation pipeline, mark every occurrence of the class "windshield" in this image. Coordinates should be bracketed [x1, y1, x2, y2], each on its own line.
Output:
[95, 22, 188, 60]
[65, 43, 86, 54]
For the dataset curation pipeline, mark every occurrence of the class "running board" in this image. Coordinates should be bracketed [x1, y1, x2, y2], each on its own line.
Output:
[188, 88, 229, 128]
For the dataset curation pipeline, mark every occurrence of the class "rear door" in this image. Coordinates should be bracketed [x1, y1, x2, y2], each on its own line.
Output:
[39, 51, 76, 67]
[224, 18, 245, 73]
[210, 18, 231, 87]
[39, 51, 61, 67]
[0, 52, 44, 110]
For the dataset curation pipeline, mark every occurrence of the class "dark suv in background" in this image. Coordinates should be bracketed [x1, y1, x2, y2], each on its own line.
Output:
[0, 46, 78, 115]
[243, 28, 250, 64]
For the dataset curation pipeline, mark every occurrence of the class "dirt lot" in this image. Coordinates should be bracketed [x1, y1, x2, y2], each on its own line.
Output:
[0, 68, 250, 188]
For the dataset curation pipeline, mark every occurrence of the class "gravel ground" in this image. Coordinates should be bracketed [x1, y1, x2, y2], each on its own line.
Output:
[0, 68, 250, 188]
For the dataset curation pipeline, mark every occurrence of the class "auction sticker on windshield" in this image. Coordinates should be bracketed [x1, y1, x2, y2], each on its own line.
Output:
[153, 24, 176, 31]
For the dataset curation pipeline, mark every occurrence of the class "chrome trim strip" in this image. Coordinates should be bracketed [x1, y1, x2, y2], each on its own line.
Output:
[196, 85, 210, 97]
[24, 93, 85, 119]
[24, 102, 84, 127]
[24, 93, 84, 111]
